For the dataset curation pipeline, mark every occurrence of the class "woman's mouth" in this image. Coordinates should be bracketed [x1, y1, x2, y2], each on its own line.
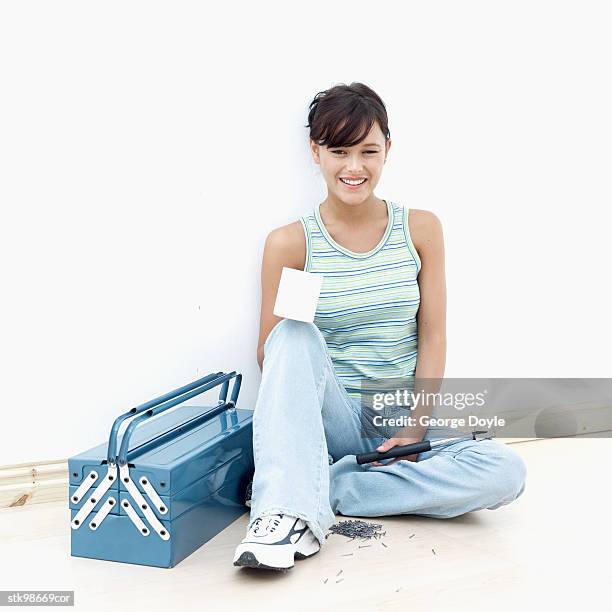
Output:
[339, 177, 367, 189]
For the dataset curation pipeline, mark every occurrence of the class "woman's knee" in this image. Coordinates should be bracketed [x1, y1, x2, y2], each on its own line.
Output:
[455, 440, 526, 504]
[265, 318, 325, 354]
[480, 441, 527, 503]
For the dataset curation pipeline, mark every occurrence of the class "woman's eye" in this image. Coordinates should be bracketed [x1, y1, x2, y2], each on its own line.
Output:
[331, 150, 378, 155]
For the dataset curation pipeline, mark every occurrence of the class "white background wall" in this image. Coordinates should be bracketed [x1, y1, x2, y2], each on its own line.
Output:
[1, 1, 610, 465]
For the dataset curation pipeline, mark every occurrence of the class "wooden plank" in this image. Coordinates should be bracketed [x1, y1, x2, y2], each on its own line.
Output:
[0, 460, 67, 509]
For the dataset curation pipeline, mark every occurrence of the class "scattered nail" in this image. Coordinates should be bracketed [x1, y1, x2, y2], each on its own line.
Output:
[381, 542, 388, 548]
[409, 534, 415, 539]
[432, 548, 436, 555]
[323, 578, 328, 584]
[341, 553, 354, 557]
[336, 569, 343, 576]
[329, 519, 385, 541]
[336, 578, 344, 583]
[358, 544, 372, 548]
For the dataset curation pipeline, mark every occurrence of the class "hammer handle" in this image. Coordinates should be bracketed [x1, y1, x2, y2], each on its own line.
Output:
[356, 440, 432, 465]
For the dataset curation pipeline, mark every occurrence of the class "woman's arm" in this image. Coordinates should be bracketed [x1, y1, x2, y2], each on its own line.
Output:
[256, 222, 306, 371]
[373, 210, 447, 465]
[414, 209, 447, 380]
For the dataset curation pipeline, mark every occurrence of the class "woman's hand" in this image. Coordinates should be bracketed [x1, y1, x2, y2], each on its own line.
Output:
[370, 436, 423, 466]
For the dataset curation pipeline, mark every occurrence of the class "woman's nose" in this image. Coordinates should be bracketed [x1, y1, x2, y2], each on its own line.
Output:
[345, 155, 364, 173]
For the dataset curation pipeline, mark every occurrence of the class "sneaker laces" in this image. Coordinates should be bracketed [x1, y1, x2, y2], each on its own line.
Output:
[251, 514, 284, 535]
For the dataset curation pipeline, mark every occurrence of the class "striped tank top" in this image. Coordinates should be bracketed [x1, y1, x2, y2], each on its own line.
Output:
[300, 199, 421, 400]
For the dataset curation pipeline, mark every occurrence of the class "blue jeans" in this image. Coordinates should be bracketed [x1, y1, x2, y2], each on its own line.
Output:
[249, 319, 527, 547]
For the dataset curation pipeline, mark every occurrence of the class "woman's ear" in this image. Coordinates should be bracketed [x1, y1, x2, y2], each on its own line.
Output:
[385, 138, 392, 161]
[309, 139, 320, 164]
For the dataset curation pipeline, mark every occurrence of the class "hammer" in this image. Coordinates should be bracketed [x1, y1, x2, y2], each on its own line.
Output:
[355, 429, 495, 465]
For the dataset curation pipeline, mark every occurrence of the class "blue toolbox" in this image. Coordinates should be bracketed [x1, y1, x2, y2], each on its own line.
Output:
[69, 371, 254, 568]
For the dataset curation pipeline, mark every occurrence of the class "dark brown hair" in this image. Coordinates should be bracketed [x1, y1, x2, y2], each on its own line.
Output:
[306, 82, 390, 148]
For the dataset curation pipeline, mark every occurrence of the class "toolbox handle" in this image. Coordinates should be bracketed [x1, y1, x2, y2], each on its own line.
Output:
[115, 371, 242, 466]
[106, 371, 235, 464]
[122, 373, 244, 464]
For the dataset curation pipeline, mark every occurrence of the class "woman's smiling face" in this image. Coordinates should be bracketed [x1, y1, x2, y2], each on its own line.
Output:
[310, 121, 391, 204]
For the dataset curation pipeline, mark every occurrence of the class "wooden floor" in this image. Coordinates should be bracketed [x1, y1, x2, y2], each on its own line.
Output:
[1, 438, 610, 612]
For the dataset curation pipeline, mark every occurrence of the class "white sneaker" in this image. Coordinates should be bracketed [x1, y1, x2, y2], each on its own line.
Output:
[232, 513, 321, 571]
